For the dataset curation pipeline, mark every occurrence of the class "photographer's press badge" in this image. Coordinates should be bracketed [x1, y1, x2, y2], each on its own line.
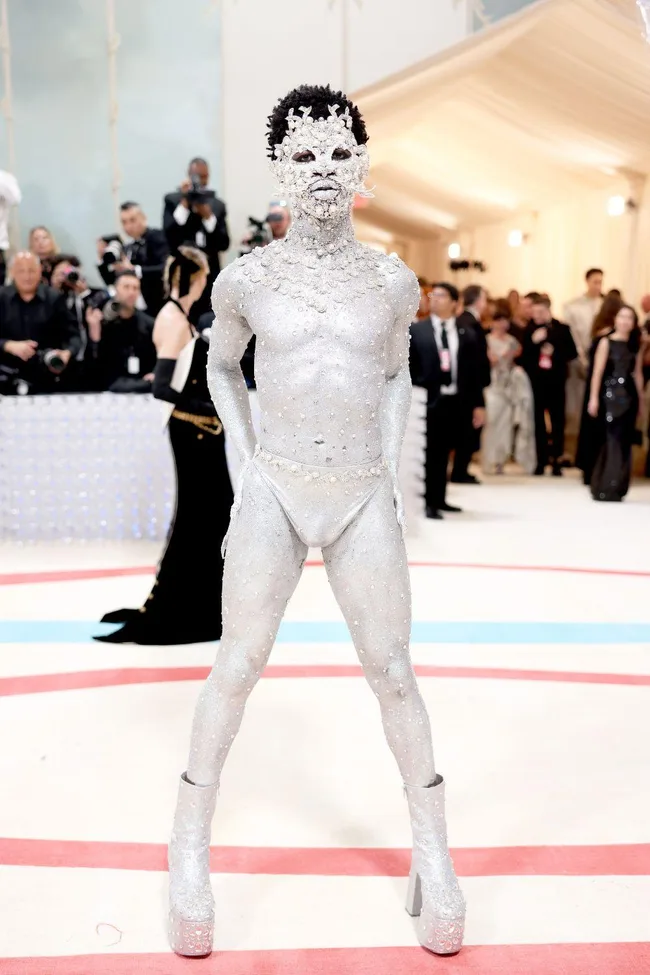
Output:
[128, 356, 140, 375]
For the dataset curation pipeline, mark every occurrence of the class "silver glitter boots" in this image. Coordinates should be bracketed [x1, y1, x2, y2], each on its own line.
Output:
[404, 775, 466, 955]
[168, 773, 218, 957]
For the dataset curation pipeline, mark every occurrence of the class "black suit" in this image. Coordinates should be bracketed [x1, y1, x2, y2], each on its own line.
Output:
[453, 309, 490, 479]
[83, 310, 156, 393]
[0, 283, 80, 393]
[163, 191, 229, 322]
[410, 315, 485, 511]
[99, 228, 169, 316]
[522, 318, 577, 469]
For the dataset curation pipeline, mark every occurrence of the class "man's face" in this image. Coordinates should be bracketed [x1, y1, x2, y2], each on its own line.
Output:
[430, 286, 456, 320]
[12, 254, 41, 296]
[532, 302, 551, 325]
[115, 274, 141, 311]
[268, 208, 290, 239]
[520, 297, 533, 320]
[475, 289, 488, 317]
[271, 108, 369, 221]
[586, 272, 603, 297]
[121, 206, 147, 240]
[189, 161, 209, 187]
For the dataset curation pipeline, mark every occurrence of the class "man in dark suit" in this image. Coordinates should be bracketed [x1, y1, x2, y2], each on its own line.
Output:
[163, 158, 230, 322]
[97, 202, 169, 317]
[522, 295, 578, 476]
[410, 282, 486, 519]
[0, 251, 80, 394]
[451, 284, 491, 484]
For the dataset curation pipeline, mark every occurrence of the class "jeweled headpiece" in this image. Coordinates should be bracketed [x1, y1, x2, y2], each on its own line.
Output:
[272, 103, 364, 162]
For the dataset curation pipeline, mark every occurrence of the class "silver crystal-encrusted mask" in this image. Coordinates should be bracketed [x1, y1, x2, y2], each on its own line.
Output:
[271, 104, 370, 220]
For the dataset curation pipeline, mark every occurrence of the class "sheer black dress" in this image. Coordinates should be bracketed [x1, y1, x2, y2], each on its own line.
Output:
[590, 340, 639, 503]
[96, 302, 233, 643]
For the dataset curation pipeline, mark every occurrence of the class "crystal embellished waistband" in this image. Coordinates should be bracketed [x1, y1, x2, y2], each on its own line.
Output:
[255, 446, 386, 484]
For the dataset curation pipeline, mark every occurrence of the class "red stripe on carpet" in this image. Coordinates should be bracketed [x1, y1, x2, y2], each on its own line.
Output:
[1, 836, 649, 877]
[3, 944, 650, 975]
[3, 663, 650, 698]
[2, 560, 649, 586]
[0, 566, 155, 586]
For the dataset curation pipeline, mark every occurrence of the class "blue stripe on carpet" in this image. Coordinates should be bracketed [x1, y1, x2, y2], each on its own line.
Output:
[0, 621, 649, 644]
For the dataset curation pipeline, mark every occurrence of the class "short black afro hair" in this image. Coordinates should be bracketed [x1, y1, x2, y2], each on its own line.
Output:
[267, 84, 368, 158]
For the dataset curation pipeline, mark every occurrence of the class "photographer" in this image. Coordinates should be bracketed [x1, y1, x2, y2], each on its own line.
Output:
[83, 270, 155, 393]
[50, 256, 108, 363]
[162, 158, 229, 321]
[0, 251, 79, 395]
[97, 202, 168, 316]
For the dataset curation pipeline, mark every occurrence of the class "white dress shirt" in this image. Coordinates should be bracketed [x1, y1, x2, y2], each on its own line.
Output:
[0, 170, 21, 251]
[172, 203, 218, 251]
[432, 315, 459, 395]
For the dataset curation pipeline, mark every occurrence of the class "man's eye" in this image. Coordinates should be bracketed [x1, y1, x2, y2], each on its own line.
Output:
[332, 148, 352, 161]
[292, 151, 315, 163]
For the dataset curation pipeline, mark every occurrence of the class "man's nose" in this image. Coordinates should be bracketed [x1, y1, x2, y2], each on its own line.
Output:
[312, 166, 335, 179]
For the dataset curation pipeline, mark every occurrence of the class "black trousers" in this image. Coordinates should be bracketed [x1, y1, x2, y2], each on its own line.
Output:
[532, 381, 565, 468]
[425, 395, 466, 510]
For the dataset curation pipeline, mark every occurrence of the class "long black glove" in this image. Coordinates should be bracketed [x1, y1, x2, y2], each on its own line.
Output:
[152, 357, 214, 413]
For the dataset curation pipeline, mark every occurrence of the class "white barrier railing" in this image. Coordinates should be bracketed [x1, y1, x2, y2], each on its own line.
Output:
[0, 388, 427, 542]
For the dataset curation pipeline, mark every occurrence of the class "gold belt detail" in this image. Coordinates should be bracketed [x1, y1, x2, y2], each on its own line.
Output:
[172, 410, 223, 436]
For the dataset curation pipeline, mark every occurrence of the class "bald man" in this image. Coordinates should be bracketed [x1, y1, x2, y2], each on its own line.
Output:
[0, 251, 79, 393]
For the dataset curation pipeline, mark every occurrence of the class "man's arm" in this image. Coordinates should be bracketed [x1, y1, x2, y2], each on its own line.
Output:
[50, 293, 81, 359]
[204, 200, 230, 254]
[137, 229, 169, 282]
[206, 264, 256, 461]
[380, 260, 419, 526]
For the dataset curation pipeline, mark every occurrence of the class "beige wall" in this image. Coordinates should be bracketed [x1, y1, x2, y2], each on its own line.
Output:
[451, 182, 649, 310]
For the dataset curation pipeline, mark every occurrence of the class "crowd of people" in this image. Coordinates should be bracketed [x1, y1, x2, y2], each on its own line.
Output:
[0, 158, 230, 398]
[411, 271, 650, 510]
[1, 158, 648, 510]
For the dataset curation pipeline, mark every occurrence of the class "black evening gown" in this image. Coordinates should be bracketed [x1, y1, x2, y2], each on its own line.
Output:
[590, 341, 638, 503]
[96, 337, 233, 643]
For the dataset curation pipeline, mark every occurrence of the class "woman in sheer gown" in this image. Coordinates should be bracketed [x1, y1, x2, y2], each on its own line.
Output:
[482, 311, 536, 474]
[588, 305, 644, 503]
[96, 245, 233, 644]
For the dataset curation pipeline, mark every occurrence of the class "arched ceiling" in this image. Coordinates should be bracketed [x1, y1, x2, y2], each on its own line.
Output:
[354, 0, 650, 234]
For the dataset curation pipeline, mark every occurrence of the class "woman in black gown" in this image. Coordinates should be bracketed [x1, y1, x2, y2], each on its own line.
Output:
[96, 245, 233, 643]
[588, 305, 644, 503]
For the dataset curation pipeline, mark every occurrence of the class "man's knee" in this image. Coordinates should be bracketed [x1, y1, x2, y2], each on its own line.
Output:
[209, 644, 268, 699]
[363, 654, 417, 701]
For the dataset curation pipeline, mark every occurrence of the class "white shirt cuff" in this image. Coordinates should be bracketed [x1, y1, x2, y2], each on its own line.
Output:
[203, 213, 217, 234]
[134, 265, 142, 279]
[173, 203, 190, 226]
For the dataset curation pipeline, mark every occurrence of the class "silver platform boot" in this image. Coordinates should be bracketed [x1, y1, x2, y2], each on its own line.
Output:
[168, 772, 219, 957]
[404, 775, 466, 955]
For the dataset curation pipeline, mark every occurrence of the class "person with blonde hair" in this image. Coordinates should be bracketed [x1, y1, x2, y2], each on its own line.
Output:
[96, 244, 233, 644]
[28, 226, 60, 282]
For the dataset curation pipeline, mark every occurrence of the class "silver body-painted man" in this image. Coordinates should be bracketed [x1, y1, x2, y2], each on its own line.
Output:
[167, 86, 465, 958]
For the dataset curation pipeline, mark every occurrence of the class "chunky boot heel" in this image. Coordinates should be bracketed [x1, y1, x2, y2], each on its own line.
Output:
[405, 863, 422, 917]
[168, 773, 219, 957]
[405, 775, 465, 955]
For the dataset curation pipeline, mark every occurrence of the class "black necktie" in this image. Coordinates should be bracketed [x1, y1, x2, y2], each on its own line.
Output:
[440, 320, 452, 386]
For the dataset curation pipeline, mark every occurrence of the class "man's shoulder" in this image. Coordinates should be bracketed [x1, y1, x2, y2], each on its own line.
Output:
[212, 250, 262, 296]
[164, 191, 181, 208]
[146, 226, 167, 241]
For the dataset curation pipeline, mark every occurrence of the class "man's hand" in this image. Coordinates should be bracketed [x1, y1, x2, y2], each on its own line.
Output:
[472, 406, 486, 429]
[393, 481, 406, 534]
[532, 327, 548, 345]
[4, 339, 38, 361]
[142, 372, 155, 382]
[179, 179, 192, 209]
[86, 307, 103, 342]
[114, 258, 134, 272]
[194, 202, 213, 220]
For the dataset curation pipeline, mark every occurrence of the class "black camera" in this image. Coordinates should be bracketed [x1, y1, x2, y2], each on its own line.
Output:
[239, 217, 271, 256]
[102, 298, 124, 322]
[39, 350, 67, 375]
[101, 234, 124, 268]
[59, 267, 81, 292]
[185, 173, 216, 207]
